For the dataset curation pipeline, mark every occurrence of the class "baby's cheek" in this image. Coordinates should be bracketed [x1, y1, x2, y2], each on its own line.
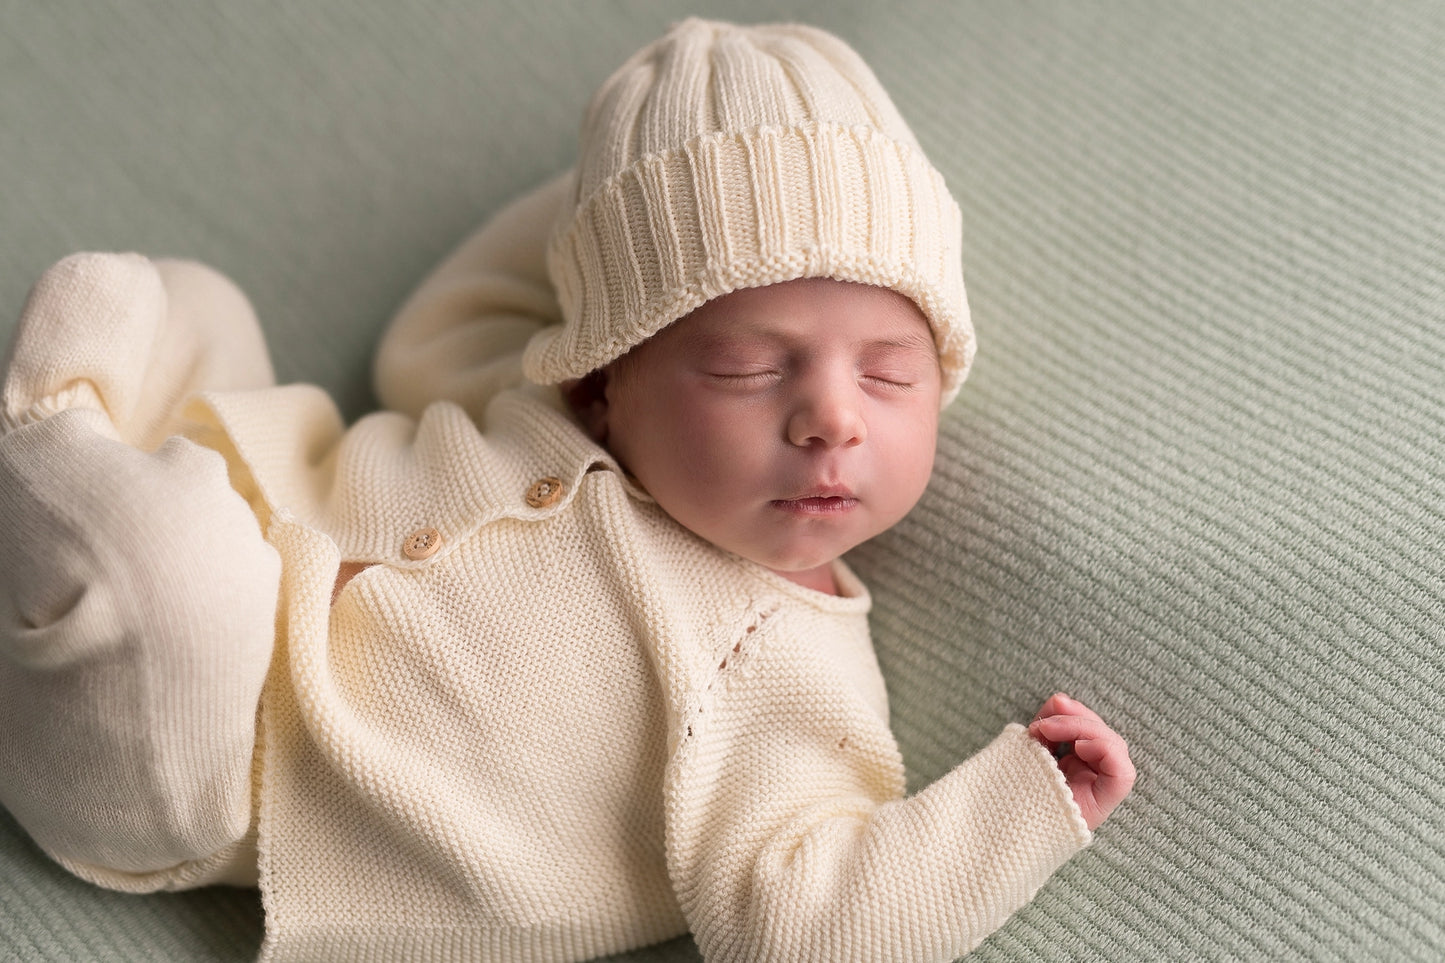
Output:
[675, 408, 768, 475]
[876, 422, 938, 514]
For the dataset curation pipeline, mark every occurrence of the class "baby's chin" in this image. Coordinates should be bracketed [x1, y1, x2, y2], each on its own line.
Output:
[765, 560, 841, 594]
[749, 543, 857, 590]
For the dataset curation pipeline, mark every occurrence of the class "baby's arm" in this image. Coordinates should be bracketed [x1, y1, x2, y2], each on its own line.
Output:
[665, 618, 1100, 963]
[373, 172, 569, 421]
[1029, 693, 1136, 831]
[0, 254, 279, 891]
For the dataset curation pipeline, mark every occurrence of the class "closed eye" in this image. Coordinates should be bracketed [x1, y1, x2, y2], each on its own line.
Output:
[706, 368, 781, 386]
[857, 342, 937, 393]
[861, 371, 923, 392]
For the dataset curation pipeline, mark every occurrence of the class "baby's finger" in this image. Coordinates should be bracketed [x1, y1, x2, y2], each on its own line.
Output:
[1057, 752, 1096, 785]
[1032, 693, 1071, 723]
[1069, 735, 1109, 764]
[1073, 737, 1138, 788]
[1069, 735, 1126, 769]
[1029, 713, 1112, 744]
[1051, 693, 1107, 725]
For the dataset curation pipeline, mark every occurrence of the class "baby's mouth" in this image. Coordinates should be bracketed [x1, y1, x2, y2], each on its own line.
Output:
[770, 491, 859, 515]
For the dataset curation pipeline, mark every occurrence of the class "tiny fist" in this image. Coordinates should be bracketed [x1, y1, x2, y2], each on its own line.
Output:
[1029, 700, 1135, 831]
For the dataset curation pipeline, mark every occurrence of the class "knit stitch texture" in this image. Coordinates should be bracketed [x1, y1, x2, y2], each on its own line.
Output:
[2, 2, 1443, 961]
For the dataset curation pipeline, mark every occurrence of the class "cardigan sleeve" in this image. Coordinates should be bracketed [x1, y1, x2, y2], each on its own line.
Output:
[0, 253, 279, 890]
[664, 607, 1093, 962]
[373, 171, 570, 424]
[1, 252, 275, 448]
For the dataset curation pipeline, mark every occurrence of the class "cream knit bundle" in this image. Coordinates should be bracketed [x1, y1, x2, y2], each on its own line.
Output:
[0, 20, 1093, 962]
[0, 245, 1088, 963]
[524, 18, 975, 405]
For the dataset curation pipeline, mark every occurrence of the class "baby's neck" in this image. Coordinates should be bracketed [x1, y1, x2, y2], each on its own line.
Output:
[775, 563, 839, 596]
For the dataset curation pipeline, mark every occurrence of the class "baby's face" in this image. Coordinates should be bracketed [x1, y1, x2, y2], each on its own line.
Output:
[600, 278, 941, 593]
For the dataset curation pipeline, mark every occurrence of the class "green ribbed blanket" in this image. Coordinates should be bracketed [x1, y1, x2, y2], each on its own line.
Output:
[2, 2, 1441, 960]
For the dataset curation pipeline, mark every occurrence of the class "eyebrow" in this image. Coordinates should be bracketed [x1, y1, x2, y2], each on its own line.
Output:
[684, 329, 937, 355]
[858, 333, 937, 353]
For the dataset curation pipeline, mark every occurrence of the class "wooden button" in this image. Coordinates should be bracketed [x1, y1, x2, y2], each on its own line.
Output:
[525, 476, 565, 509]
[402, 527, 442, 560]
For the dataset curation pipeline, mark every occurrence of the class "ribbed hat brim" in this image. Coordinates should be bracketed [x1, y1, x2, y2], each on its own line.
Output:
[524, 120, 974, 404]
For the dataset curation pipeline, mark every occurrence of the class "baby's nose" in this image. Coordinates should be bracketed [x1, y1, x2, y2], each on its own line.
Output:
[786, 382, 866, 449]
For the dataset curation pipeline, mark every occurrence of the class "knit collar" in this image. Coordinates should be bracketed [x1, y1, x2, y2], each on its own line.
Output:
[196, 384, 638, 567]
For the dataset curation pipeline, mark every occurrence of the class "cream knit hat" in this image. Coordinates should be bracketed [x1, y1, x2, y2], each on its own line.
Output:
[524, 18, 974, 405]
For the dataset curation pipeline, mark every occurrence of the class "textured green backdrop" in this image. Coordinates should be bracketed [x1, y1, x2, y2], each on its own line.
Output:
[3, 2, 1442, 961]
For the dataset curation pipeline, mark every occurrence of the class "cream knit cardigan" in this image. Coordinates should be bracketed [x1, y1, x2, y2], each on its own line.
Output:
[0, 179, 1090, 962]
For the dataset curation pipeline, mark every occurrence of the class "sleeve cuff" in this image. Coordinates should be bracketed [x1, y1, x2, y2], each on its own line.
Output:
[1003, 721, 1094, 850]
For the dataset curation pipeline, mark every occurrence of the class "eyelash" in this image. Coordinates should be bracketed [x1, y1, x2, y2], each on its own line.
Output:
[863, 375, 918, 392]
[709, 370, 778, 385]
[708, 371, 918, 391]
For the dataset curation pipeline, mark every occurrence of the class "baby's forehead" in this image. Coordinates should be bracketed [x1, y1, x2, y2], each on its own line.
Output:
[668, 278, 938, 351]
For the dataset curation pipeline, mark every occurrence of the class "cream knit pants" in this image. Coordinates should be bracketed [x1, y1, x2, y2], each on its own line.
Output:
[0, 254, 279, 890]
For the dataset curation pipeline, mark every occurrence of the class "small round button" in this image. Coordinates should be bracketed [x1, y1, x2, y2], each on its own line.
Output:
[525, 476, 565, 509]
[402, 527, 442, 560]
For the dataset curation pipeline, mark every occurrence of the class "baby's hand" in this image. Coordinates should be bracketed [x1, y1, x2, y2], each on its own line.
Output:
[1028, 693, 1136, 832]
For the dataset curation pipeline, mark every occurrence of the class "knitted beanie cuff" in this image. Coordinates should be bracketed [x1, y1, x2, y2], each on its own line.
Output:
[525, 120, 973, 404]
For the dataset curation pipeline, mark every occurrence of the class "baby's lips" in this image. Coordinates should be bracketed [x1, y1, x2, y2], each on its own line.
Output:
[777, 482, 857, 501]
